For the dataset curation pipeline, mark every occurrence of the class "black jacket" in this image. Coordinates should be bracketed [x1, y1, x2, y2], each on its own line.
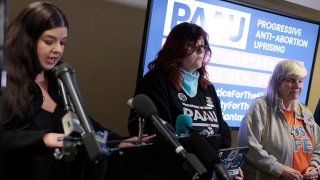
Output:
[2, 70, 121, 180]
[128, 68, 231, 149]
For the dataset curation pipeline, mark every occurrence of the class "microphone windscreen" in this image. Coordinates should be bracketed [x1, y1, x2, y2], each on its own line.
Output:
[53, 62, 74, 79]
[175, 114, 193, 134]
[132, 94, 158, 119]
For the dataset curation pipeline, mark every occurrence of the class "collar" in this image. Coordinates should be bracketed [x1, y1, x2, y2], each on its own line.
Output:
[181, 69, 200, 97]
[275, 96, 315, 127]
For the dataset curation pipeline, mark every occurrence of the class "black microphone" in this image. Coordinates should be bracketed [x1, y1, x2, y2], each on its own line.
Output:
[53, 62, 106, 161]
[158, 117, 175, 133]
[128, 97, 175, 136]
[53, 63, 93, 132]
[131, 94, 207, 176]
[56, 78, 83, 136]
[131, 94, 186, 156]
[127, 98, 145, 145]
[189, 132, 232, 180]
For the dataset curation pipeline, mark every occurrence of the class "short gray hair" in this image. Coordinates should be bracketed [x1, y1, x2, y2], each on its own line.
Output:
[265, 60, 307, 107]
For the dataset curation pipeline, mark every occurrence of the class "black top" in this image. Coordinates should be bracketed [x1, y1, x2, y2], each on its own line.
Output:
[128, 68, 231, 149]
[34, 106, 65, 133]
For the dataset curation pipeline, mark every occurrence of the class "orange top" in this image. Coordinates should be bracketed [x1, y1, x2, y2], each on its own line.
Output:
[283, 109, 314, 174]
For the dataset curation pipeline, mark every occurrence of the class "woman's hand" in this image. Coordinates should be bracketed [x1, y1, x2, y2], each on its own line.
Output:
[281, 166, 303, 180]
[303, 166, 319, 180]
[117, 135, 156, 149]
[234, 167, 244, 180]
[43, 133, 65, 148]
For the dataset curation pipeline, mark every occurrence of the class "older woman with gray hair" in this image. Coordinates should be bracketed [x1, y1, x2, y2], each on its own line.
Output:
[238, 60, 320, 180]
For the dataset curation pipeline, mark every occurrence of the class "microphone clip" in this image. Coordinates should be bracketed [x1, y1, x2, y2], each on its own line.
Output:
[54, 136, 82, 161]
[136, 117, 145, 145]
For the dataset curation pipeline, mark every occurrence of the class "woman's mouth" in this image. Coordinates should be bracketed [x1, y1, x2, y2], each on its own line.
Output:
[46, 57, 58, 65]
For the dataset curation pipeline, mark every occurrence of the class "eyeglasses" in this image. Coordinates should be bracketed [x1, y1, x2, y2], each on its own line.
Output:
[188, 44, 209, 54]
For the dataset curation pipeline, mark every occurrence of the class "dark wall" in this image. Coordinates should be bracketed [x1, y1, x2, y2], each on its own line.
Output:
[8, 0, 147, 136]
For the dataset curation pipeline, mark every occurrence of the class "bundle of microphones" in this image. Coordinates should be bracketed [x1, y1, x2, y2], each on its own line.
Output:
[53, 62, 232, 179]
[129, 94, 232, 180]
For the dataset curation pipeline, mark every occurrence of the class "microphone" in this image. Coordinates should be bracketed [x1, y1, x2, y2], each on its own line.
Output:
[189, 132, 232, 180]
[56, 78, 83, 136]
[158, 117, 175, 133]
[131, 94, 207, 176]
[53, 63, 107, 161]
[128, 97, 175, 137]
[175, 114, 210, 137]
[53, 63, 93, 133]
[131, 94, 185, 155]
[128, 98, 145, 145]
[176, 114, 193, 134]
